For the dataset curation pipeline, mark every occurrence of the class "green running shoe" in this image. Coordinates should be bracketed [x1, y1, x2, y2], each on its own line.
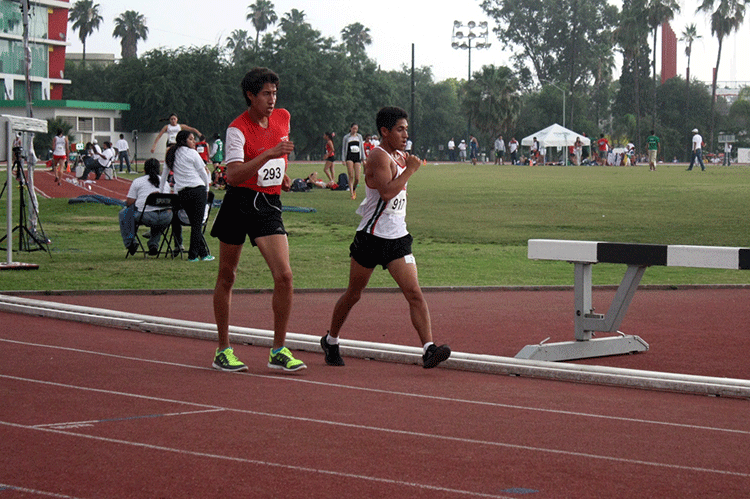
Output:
[268, 346, 307, 372]
[212, 347, 248, 372]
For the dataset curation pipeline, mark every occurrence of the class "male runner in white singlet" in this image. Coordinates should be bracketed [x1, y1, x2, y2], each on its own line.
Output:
[321, 106, 451, 369]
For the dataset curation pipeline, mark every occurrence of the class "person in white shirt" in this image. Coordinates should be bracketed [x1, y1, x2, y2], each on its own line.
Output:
[687, 128, 705, 171]
[724, 142, 732, 166]
[448, 137, 456, 161]
[494, 135, 505, 165]
[150, 113, 200, 153]
[160, 130, 212, 261]
[51, 129, 68, 185]
[458, 139, 467, 161]
[119, 158, 173, 255]
[115, 134, 132, 173]
[509, 137, 519, 164]
[79, 140, 114, 180]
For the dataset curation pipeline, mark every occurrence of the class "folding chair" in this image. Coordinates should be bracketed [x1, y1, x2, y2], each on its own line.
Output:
[170, 190, 215, 259]
[125, 192, 178, 259]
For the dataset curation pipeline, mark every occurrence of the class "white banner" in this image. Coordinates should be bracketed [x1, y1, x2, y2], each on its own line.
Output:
[737, 148, 750, 164]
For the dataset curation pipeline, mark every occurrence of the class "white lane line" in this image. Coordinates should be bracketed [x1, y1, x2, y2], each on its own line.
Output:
[33, 408, 227, 429]
[2, 374, 749, 478]
[2, 338, 748, 436]
[0, 483, 86, 498]
[0, 421, 515, 499]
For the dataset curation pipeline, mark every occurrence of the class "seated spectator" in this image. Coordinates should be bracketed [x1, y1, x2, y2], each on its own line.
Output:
[79, 140, 114, 180]
[119, 158, 173, 256]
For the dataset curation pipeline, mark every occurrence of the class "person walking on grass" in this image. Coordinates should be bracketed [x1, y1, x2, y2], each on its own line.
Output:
[321, 106, 451, 369]
[210, 67, 305, 373]
[341, 123, 364, 200]
[646, 130, 660, 171]
[687, 128, 705, 171]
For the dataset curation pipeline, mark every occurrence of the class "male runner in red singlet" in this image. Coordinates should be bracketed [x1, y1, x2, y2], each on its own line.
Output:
[321, 106, 451, 369]
[210, 67, 305, 373]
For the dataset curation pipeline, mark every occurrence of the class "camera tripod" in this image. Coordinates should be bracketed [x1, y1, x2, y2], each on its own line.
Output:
[0, 149, 50, 254]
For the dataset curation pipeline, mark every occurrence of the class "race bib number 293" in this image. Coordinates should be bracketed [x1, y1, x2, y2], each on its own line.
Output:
[257, 158, 285, 187]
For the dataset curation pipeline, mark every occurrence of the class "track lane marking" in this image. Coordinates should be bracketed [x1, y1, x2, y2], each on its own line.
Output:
[1, 374, 749, 478]
[2, 338, 749, 436]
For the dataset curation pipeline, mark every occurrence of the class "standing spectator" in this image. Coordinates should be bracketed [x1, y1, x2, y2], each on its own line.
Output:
[494, 134, 505, 165]
[210, 133, 224, 166]
[724, 142, 732, 166]
[469, 136, 479, 165]
[597, 134, 610, 165]
[321, 106, 451, 369]
[530, 137, 540, 165]
[51, 129, 68, 185]
[210, 133, 225, 188]
[646, 131, 660, 171]
[458, 139, 467, 161]
[509, 137, 519, 165]
[210, 67, 305, 373]
[160, 130, 212, 261]
[687, 128, 705, 171]
[115, 133, 132, 173]
[323, 131, 336, 182]
[405, 138, 413, 153]
[341, 123, 364, 200]
[363, 134, 374, 160]
[195, 135, 210, 164]
[574, 137, 583, 166]
[150, 113, 200, 153]
[448, 137, 456, 161]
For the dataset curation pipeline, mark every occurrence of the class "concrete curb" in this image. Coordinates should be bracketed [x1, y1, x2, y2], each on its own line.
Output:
[2, 293, 748, 398]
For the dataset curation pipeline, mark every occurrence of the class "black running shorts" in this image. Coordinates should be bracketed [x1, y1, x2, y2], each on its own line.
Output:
[349, 231, 413, 270]
[210, 187, 286, 246]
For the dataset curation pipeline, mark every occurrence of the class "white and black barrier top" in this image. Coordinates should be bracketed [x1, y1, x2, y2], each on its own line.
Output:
[528, 239, 750, 270]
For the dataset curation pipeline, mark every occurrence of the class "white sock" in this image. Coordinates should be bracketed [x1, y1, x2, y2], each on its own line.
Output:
[326, 334, 339, 345]
[423, 342, 434, 354]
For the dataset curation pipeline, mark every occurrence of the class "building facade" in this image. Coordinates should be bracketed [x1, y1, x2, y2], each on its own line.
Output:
[0, 0, 70, 101]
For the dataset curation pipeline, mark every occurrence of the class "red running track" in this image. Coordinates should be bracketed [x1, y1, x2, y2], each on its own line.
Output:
[1, 288, 749, 498]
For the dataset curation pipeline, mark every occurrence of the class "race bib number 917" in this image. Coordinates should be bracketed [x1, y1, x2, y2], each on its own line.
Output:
[384, 189, 407, 216]
[257, 158, 285, 187]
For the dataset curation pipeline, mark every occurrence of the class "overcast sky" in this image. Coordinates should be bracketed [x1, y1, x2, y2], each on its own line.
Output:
[64, 0, 748, 86]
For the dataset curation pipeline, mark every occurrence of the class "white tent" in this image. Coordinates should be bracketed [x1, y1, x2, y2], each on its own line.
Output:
[521, 123, 590, 148]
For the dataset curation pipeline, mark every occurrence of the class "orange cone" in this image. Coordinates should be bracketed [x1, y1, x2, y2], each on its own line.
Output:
[66, 162, 70, 173]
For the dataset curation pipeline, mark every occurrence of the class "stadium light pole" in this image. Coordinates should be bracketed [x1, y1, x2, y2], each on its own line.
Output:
[452, 20, 491, 140]
[541, 80, 566, 129]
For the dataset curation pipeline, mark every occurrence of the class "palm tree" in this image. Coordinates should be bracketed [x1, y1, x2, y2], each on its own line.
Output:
[246, 0, 277, 51]
[696, 0, 745, 149]
[68, 0, 103, 63]
[463, 65, 521, 138]
[340, 22, 372, 56]
[647, 0, 680, 129]
[679, 23, 701, 159]
[680, 23, 701, 87]
[279, 8, 307, 32]
[226, 29, 251, 62]
[113, 10, 148, 59]
[615, 0, 650, 154]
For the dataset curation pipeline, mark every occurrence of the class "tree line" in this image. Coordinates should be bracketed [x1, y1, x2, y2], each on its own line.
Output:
[63, 0, 750, 163]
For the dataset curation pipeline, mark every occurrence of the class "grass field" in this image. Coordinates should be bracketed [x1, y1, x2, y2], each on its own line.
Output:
[2, 161, 749, 292]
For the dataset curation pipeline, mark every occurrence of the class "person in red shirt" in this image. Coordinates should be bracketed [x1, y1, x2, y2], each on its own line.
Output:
[597, 134, 610, 165]
[195, 135, 210, 164]
[210, 67, 306, 373]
